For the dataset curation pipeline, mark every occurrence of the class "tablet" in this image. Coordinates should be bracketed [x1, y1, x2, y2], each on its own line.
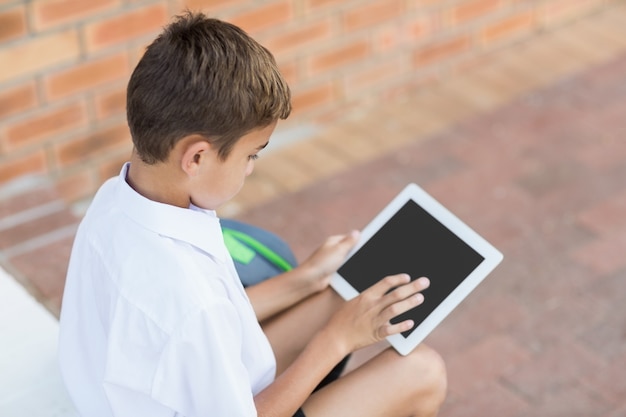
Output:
[330, 183, 503, 356]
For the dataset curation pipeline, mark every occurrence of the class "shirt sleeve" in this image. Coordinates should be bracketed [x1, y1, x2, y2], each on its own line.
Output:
[151, 300, 258, 417]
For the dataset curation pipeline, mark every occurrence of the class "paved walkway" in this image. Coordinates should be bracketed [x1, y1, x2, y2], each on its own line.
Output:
[234, 8, 626, 417]
[2, 3, 626, 416]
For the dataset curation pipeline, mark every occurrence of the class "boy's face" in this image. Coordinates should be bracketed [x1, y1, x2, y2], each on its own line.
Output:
[189, 121, 276, 210]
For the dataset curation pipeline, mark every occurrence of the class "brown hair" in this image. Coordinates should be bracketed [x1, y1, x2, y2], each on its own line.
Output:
[126, 12, 291, 164]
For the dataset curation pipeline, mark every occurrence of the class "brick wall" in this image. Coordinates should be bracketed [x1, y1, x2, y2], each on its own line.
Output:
[0, 0, 614, 204]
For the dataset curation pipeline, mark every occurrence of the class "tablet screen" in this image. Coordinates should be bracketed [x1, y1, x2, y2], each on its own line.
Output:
[337, 200, 485, 338]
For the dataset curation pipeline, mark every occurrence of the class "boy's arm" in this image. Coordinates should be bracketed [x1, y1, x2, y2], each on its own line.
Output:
[245, 231, 359, 322]
[254, 323, 345, 416]
[253, 274, 429, 417]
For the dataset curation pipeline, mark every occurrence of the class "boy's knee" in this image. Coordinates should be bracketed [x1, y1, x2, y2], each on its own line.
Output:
[407, 344, 448, 411]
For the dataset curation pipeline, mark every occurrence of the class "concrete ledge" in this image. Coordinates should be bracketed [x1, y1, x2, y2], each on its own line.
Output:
[0, 266, 76, 417]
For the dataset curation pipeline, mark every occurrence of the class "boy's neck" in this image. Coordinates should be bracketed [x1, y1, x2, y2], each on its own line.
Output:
[126, 152, 191, 209]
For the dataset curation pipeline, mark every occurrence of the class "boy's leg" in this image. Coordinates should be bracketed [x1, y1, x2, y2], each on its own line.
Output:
[303, 345, 447, 417]
[262, 288, 447, 417]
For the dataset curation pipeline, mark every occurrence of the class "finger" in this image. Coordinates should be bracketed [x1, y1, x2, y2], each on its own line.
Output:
[324, 230, 359, 247]
[377, 319, 415, 338]
[345, 229, 360, 243]
[324, 235, 345, 245]
[365, 273, 412, 298]
[384, 277, 430, 302]
[380, 291, 426, 323]
[336, 230, 360, 248]
[377, 278, 429, 319]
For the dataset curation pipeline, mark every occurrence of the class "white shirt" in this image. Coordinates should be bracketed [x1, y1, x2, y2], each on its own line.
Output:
[59, 163, 276, 417]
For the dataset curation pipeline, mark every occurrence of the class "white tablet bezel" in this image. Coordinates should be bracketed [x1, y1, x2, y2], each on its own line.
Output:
[330, 183, 503, 356]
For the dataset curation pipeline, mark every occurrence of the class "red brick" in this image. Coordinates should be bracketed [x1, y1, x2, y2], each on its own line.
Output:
[0, 5, 27, 42]
[375, 13, 436, 47]
[305, 0, 346, 10]
[374, 26, 402, 52]
[54, 123, 131, 167]
[405, 13, 438, 42]
[31, 0, 120, 31]
[0, 208, 77, 250]
[446, 335, 532, 395]
[263, 19, 332, 55]
[308, 40, 370, 74]
[542, 0, 602, 26]
[443, 381, 530, 417]
[413, 35, 472, 66]
[291, 82, 334, 114]
[44, 53, 130, 100]
[345, 56, 407, 93]
[380, 77, 435, 102]
[577, 189, 626, 235]
[229, 0, 292, 34]
[343, 0, 405, 32]
[184, 0, 245, 12]
[94, 84, 127, 120]
[0, 182, 61, 220]
[0, 150, 47, 184]
[55, 169, 97, 203]
[129, 42, 150, 68]
[84, 4, 169, 52]
[526, 384, 611, 416]
[98, 152, 129, 182]
[448, 0, 501, 24]
[0, 82, 37, 120]
[582, 352, 626, 404]
[0, 29, 80, 84]
[482, 11, 535, 43]
[4, 102, 88, 150]
[277, 60, 298, 86]
[571, 230, 626, 276]
[502, 342, 606, 402]
[8, 234, 76, 310]
[411, 0, 441, 7]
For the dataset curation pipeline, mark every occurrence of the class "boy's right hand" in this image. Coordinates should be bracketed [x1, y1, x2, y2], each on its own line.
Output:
[326, 274, 430, 354]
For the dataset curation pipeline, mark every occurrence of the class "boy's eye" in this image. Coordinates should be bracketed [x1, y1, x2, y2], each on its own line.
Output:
[248, 154, 259, 161]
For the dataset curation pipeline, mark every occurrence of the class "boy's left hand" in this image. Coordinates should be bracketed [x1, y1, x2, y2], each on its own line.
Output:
[300, 230, 360, 293]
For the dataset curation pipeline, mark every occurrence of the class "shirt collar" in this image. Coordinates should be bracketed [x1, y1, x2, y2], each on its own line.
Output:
[115, 163, 230, 263]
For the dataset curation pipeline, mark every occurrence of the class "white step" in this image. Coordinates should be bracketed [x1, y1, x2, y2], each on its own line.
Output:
[0, 267, 77, 417]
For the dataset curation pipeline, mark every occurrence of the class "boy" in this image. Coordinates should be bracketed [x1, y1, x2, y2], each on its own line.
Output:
[59, 12, 446, 417]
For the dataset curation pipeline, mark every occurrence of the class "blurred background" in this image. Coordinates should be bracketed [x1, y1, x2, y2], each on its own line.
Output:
[0, 0, 615, 205]
[1, 0, 626, 416]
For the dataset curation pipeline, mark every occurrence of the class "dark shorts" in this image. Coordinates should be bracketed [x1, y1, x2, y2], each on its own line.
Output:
[293, 408, 306, 417]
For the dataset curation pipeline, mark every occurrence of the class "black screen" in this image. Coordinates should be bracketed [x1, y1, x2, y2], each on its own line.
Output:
[337, 200, 485, 338]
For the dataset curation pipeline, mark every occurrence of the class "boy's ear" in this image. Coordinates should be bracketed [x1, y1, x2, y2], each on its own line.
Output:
[180, 138, 213, 177]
